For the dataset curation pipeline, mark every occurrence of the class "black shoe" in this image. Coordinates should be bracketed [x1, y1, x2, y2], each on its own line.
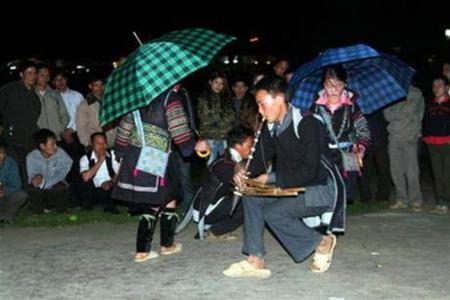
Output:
[104, 206, 120, 214]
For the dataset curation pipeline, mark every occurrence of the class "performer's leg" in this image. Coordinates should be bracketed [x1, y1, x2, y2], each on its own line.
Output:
[136, 207, 159, 253]
[264, 195, 326, 263]
[242, 196, 275, 259]
[160, 200, 182, 255]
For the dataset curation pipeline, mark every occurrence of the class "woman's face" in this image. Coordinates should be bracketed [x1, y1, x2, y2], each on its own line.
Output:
[323, 77, 345, 99]
[209, 77, 225, 94]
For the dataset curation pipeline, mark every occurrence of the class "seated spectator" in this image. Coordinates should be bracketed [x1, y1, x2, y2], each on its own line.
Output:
[192, 125, 254, 240]
[0, 139, 27, 222]
[26, 129, 72, 215]
[79, 132, 120, 214]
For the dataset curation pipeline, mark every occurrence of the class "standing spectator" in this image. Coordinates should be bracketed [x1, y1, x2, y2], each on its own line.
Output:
[442, 63, 450, 82]
[79, 132, 120, 213]
[423, 76, 450, 214]
[52, 70, 85, 208]
[311, 65, 370, 205]
[231, 78, 259, 130]
[35, 64, 69, 140]
[52, 70, 84, 144]
[197, 72, 235, 166]
[0, 139, 27, 223]
[384, 85, 425, 211]
[26, 129, 72, 215]
[76, 75, 115, 149]
[0, 60, 41, 183]
[359, 110, 392, 203]
[272, 58, 289, 78]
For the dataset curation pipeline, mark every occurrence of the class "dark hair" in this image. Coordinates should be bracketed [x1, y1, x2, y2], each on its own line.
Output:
[36, 63, 51, 73]
[18, 60, 37, 74]
[87, 74, 105, 85]
[52, 68, 68, 80]
[433, 75, 449, 85]
[208, 72, 230, 94]
[273, 58, 289, 66]
[32, 129, 56, 149]
[226, 125, 254, 147]
[254, 76, 288, 96]
[322, 64, 347, 83]
[0, 138, 7, 150]
[90, 132, 107, 143]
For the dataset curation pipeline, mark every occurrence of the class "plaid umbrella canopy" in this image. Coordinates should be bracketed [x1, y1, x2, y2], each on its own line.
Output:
[100, 28, 236, 125]
[288, 44, 415, 114]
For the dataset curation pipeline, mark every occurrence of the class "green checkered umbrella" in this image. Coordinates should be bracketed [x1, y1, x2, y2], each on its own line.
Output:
[100, 28, 236, 125]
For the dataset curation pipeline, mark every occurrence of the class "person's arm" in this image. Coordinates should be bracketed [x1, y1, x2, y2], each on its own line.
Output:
[166, 93, 195, 157]
[352, 104, 370, 154]
[79, 155, 104, 182]
[75, 102, 90, 147]
[114, 113, 134, 159]
[56, 93, 70, 130]
[44, 148, 73, 188]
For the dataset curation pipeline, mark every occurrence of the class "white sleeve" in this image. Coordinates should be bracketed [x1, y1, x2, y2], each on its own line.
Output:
[111, 150, 121, 173]
[79, 155, 89, 173]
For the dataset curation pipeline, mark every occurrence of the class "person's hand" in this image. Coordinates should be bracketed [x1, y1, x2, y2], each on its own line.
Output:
[233, 165, 249, 190]
[195, 139, 210, 154]
[353, 145, 365, 167]
[31, 175, 44, 187]
[62, 129, 74, 144]
[101, 180, 113, 191]
[253, 173, 269, 184]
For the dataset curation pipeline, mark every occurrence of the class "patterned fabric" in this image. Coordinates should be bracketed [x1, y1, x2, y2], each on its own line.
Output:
[166, 100, 192, 145]
[288, 44, 415, 114]
[100, 28, 236, 125]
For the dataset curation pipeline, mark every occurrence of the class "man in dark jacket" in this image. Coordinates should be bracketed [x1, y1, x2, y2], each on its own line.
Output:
[224, 77, 337, 278]
[194, 125, 254, 240]
[0, 60, 41, 183]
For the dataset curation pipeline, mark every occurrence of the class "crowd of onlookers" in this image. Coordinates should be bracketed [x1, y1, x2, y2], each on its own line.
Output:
[0, 57, 449, 225]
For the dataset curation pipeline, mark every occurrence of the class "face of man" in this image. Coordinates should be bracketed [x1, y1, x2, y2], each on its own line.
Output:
[432, 79, 448, 98]
[92, 135, 107, 156]
[40, 137, 57, 158]
[37, 68, 50, 87]
[232, 81, 248, 100]
[20, 67, 37, 87]
[254, 89, 286, 123]
[53, 75, 68, 91]
[234, 136, 254, 160]
[89, 80, 105, 99]
[273, 60, 289, 77]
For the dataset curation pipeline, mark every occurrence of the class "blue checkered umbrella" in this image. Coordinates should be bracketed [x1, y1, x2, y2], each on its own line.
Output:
[288, 44, 415, 114]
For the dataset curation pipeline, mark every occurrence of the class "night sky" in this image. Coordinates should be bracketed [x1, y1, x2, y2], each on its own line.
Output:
[2, 1, 450, 68]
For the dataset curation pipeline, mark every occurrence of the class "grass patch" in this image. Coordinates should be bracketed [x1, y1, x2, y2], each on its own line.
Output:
[1, 206, 139, 228]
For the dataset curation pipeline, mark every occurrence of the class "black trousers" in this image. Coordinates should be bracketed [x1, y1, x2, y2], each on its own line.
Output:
[78, 180, 114, 210]
[27, 182, 70, 214]
[207, 198, 244, 236]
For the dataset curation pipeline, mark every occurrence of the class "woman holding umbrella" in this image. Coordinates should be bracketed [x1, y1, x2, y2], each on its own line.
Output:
[113, 85, 210, 262]
[310, 65, 370, 204]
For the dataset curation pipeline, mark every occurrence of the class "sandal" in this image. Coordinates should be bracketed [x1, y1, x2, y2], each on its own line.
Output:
[160, 243, 183, 256]
[134, 251, 159, 263]
[223, 260, 271, 279]
[310, 234, 337, 273]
